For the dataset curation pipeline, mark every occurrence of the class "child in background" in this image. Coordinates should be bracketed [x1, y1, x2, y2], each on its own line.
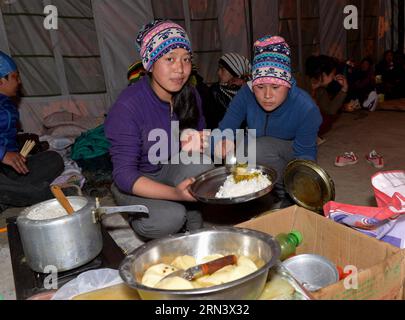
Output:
[207, 53, 251, 129]
[305, 55, 349, 137]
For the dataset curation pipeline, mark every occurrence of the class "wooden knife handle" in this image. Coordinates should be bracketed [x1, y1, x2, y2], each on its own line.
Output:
[51, 185, 75, 215]
[200, 255, 238, 276]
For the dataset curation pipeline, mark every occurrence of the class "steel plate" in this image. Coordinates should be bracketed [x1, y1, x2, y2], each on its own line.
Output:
[189, 165, 277, 205]
[282, 254, 339, 292]
[284, 160, 335, 213]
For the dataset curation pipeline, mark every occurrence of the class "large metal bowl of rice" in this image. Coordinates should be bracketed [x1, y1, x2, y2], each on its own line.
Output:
[119, 226, 281, 300]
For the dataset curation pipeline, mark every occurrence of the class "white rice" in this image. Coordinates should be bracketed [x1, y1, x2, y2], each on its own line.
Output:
[215, 169, 272, 199]
[27, 202, 83, 220]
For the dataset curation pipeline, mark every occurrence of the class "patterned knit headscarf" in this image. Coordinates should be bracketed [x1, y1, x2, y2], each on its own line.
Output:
[252, 36, 292, 88]
[219, 53, 251, 79]
[136, 19, 192, 72]
[0, 51, 17, 78]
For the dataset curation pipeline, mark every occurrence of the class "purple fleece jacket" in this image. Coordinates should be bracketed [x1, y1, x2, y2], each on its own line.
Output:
[105, 77, 205, 194]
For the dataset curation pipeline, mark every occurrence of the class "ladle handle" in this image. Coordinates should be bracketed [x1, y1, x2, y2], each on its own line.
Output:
[51, 185, 74, 215]
[200, 255, 238, 276]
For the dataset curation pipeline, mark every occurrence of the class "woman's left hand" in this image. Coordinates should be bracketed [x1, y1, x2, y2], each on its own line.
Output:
[181, 130, 210, 153]
[175, 177, 197, 202]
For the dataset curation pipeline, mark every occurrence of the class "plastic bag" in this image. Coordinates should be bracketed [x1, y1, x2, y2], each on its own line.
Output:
[372, 171, 405, 214]
[51, 268, 123, 300]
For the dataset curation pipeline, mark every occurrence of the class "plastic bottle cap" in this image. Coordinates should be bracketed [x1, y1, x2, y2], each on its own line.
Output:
[290, 230, 303, 246]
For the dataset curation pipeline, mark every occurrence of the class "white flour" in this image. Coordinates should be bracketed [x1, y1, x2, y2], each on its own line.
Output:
[27, 202, 84, 220]
[215, 170, 272, 199]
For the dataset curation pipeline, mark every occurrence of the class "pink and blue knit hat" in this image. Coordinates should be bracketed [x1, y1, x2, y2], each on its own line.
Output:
[252, 36, 292, 88]
[0, 51, 17, 79]
[136, 19, 192, 72]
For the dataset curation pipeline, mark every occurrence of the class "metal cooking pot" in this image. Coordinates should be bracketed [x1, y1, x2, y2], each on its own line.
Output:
[16, 196, 148, 273]
[119, 227, 281, 300]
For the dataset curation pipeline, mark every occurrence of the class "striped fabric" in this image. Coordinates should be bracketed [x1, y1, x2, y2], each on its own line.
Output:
[127, 60, 146, 85]
[0, 51, 17, 78]
[252, 36, 292, 88]
[219, 53, 251, 79]
[136, 19, 192, 71]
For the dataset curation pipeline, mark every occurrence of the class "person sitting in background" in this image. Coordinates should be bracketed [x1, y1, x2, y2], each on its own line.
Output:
[376, 50, 402, 100]
[207, 53, 251, 129]
[0, 51, 64, 213]
[348, 57, 378, 111]
[305, 55, 349, 137]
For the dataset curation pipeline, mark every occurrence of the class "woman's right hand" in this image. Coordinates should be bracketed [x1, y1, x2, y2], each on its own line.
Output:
[175, 177, 197, 202]
[181, 130, 210, 153]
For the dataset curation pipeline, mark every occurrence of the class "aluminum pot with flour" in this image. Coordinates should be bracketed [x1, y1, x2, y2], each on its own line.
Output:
[17, 196, 148, 273]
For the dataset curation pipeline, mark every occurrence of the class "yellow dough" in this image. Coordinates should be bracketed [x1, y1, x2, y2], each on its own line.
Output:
[237, 256, 258, 271]
[196, 265, 234, 286]
[171, 255, 196, 270]
[141, 255, 258, 290]
[155, 276, 195, 290]
[141, 263, 178, 288]
[258, 275, 295, 300]
[198, 254, 224, 264]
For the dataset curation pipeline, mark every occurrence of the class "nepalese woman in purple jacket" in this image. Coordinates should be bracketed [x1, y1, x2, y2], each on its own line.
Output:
[105, 20, 214, 240]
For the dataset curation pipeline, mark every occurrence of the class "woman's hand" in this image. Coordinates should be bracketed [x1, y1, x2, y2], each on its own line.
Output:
[181, 130, 210, 153]
[175, 177, 197, 202]
[335, 74, 349, 93]
[214, 139, 235, 159]
[1, 151, 29, 174]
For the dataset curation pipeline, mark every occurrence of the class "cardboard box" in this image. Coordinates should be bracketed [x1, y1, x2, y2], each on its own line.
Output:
[236, 205, 405, 300]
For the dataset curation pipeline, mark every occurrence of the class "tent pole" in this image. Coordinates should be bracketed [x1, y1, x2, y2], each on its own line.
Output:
[0, 7, 11, 54]
[42, 0, 69, 96]
[247, 0, 254, 60]
[391, 0, 395, 50]
[297, 0, 303, 74]
[398, 0, 404, 52]
[182, 0, 192, 43]
[360, 0, 365, 60]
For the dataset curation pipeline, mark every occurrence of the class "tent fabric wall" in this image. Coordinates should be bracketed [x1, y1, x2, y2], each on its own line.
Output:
[93, 0, 153, 104]
[0, 0, 395, 134]
[319, 0, 347, 60]
[0, 0, 111, 134]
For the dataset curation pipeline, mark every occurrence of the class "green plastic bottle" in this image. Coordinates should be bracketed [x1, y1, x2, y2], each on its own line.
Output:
[276, 231, 303, 261]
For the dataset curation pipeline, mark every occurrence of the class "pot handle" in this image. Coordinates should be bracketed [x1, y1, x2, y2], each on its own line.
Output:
[96, 205, 149, 217]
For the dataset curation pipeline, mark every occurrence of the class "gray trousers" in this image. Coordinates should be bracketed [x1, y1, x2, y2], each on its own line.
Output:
[111, 153, 215, 240]
[254, 136, 295, 199]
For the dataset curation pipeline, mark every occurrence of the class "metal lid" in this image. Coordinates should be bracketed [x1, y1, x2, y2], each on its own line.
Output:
[284, 160, 335, 213]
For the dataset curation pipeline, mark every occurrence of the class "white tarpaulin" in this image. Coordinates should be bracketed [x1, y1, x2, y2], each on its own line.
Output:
[0, 0, 395, 134]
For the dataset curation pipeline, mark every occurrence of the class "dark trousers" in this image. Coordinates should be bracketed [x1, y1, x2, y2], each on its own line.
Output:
[0, 151, 64, 208]
[111, 153, 215, 240]
[255, 136, 295, 199]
